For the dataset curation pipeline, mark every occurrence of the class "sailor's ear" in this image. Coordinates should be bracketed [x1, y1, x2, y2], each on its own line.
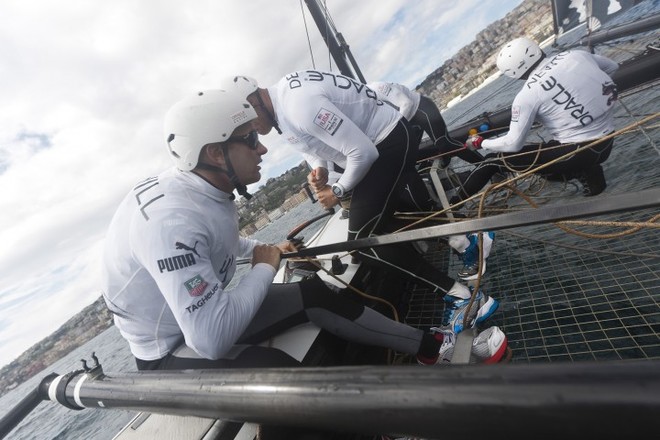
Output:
[202, 143, 227, 166]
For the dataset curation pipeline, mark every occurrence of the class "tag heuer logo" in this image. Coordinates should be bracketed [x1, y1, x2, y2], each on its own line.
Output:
[184, 274, 208, 297]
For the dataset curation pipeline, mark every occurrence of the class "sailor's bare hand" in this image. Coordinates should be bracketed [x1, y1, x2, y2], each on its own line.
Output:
[308, 167, 329, 192]
[275, 240, 300, 253]
[315, 185, 340, 209]
[252, 244, 282, 270]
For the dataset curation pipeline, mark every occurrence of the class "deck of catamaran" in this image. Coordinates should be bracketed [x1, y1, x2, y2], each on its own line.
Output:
[395, 56, 660, 365]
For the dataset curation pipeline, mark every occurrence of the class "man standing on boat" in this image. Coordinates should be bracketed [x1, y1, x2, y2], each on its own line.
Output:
[100, 88, 508, 376]
[368, 80, 496, 280]
[452, 37, 619, 202]
[226, 72, 500, 333]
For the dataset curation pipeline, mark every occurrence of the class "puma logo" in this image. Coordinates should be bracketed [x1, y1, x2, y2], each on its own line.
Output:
[175, 241, 200, 257]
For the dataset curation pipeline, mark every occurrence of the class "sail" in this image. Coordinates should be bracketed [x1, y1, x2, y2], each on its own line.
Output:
[551, 0, 641, 35]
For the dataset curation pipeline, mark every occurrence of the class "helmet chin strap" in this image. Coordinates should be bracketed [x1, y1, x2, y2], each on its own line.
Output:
[255, 90, 282, 135]
[196, 145, 252, 200]
[521, 53, 547, 80]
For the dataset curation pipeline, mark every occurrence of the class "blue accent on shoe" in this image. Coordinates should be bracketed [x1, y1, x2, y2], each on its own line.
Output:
[461, 233, 479, 268]
[442, 288, 499, 333]
[442, 295, 472, 334]
[475, 295, 499, 325]
[458, 232, 496, 281]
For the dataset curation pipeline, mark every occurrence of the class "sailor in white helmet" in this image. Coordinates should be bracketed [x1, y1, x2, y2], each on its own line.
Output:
[100, 88, 509, 378]
[226, 72, 502, 332]
[456, 37, 619, 201]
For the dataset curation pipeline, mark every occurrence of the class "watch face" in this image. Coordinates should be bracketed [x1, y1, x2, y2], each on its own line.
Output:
[332, 185, 342, 197]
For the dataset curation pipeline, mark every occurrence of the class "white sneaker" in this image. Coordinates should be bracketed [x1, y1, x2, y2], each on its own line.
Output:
[442, 288, 499, 334]
[436, 326, 507, 364]
[458, 231, 495, 280]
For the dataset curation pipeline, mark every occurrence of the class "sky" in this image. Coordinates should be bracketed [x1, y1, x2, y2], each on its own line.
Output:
[0, 0, 525, 368]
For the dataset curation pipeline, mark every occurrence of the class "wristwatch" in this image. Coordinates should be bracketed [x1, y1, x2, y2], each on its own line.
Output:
[331, 183, 346, 198]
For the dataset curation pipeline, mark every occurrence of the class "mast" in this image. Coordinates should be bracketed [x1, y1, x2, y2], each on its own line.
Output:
[303, 0, 366, 82]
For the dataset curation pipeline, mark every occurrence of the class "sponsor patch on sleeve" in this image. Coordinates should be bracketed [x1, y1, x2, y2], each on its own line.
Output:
[511, 105, 520, 122]
[313, 108, 343, 135]
[286, 135, 301, 144]
[184, 274, 208, 297]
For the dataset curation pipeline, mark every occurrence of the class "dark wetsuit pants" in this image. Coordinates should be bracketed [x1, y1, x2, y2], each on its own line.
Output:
[135, 275, 434, 370]
[346, 118, 458, 295]
[413, 95, 483, 164]
[457, 137, 614, 200]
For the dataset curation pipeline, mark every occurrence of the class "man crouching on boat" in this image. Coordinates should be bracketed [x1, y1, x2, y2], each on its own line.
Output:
[451, 37, 618, 202]
[226, 72, 501, 336]
[100, 88, 508, 379]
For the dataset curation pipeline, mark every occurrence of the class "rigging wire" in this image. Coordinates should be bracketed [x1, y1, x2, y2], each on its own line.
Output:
[299, 0, 337, 72]
[299, 0, 316, 69]
[321, 0, 333, 72]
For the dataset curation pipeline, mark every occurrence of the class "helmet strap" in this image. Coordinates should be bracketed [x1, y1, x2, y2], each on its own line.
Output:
[522, 53, 546, 79]
[196, 144, 253, 200]
[255, 90, 282, 135]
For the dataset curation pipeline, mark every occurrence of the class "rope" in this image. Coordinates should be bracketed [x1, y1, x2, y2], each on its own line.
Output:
[445, 112, 659, 214]
[290, 255, 400, 323]
[555, 215, 660, 239]
[394, 112, 659, 329]
[617, 97, 659, 156]
[501, 229, 660, 260]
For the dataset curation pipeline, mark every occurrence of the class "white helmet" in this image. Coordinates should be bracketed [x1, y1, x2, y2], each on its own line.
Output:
[496, 37, 543, 79]
[225, 74, 282, 135]
[164, 89, 257, 171]
[225, 75, 259, 98]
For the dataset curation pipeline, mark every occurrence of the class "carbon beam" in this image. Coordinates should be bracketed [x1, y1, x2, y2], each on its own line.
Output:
[46, 361, 660, 438]
[283, 188, 660, 258]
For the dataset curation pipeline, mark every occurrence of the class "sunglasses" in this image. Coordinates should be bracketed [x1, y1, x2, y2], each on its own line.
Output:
[226, 130, 259, 150]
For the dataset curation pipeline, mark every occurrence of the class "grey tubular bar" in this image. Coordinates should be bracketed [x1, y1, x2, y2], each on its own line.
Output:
[42, 361, 660, 438]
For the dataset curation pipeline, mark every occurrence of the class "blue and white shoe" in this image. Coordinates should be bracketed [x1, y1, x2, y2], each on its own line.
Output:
[458, 231, 495, 281]
[441, 288, 499, 334]
[434, 326, 508, 364]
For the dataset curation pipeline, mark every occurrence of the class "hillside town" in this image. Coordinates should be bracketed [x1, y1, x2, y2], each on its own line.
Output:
[417, 0, 553, 109]
[0, 0, 556, 397]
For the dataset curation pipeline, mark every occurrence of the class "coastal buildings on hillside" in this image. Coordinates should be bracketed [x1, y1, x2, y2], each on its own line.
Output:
[417, 0, 554, 109]
[237, 163, 312, 236]
[239, 188, 311, 236]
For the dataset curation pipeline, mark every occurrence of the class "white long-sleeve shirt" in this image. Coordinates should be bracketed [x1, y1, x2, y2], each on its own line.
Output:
[269, 70, 402, 192]
[367, 81, 421, 121]
[482, 49, 619, 153]
[101, 168, 275, 361]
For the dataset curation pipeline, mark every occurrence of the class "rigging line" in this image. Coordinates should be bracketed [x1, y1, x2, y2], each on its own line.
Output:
[484, 182, 660, 241]
[442, 112, 660, 218]
[620, 78, 660, 98]
[300, 0, 316, 69]
[321, 0, 333, 71]
[282, 188, 660, 258]
[617, 96, 659, 157]
[557, 216, 660, 238]
[501, 229, 660, 260]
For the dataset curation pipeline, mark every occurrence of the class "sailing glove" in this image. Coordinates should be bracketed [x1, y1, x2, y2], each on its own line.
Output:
[464, 135, 483, 150]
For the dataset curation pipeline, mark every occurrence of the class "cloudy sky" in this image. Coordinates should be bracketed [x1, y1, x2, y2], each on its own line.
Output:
[0, 0, 525, 368]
